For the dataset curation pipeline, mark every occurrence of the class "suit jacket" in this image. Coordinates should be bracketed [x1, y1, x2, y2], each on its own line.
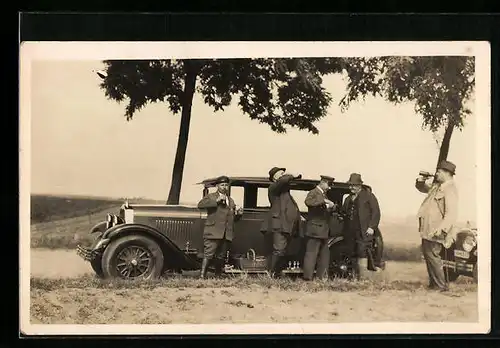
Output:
[342, 188, 381, 243]
[198, 192, 236, 241]
[260, 174, 300, 235]
[304, 186, 331, 239]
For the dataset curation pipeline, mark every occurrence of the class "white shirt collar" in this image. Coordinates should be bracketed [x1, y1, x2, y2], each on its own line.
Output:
[316, 185, 324, 194]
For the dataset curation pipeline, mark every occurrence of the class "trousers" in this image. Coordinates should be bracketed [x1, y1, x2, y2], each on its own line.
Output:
[303, 237, 330, 280]
[265, 231, 292, 275]
[204, 238, 230, 259]
[421, 238, 448, 290]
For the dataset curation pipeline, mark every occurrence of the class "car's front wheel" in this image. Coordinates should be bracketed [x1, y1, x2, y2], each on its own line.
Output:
[89, 232, 105, 278]
[101, 234, 164, 280]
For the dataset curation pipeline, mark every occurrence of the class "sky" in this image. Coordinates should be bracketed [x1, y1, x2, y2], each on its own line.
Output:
[30, 60, 478, 223]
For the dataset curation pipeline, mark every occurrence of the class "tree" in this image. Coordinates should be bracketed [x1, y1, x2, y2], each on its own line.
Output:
[98, 58, 343, 204]
[338, 56, 475, 169]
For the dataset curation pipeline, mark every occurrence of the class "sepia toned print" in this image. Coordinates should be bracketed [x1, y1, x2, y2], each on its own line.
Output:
[20, 41, 491, 335]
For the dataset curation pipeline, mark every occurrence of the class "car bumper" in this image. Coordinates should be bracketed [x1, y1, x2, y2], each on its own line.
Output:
[76, 245, 99, 262]
[442, 259, 474, 274]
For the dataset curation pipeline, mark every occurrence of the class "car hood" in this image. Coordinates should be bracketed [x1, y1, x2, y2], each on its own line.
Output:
[124, 203, 205, 219]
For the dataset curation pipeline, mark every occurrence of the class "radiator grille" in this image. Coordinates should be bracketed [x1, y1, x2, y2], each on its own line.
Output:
[155, 219, 195, 246]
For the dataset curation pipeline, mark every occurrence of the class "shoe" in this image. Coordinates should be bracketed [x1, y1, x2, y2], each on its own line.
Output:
[375, 261, 386, 271]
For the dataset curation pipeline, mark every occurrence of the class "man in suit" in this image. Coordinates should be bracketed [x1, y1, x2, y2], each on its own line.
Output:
[341, 173, 381, 280]
[260, 166, 302, 277]
[416, 160, 459, 292]
[302, 175, 336, 281]
[197, 175, 243, 279]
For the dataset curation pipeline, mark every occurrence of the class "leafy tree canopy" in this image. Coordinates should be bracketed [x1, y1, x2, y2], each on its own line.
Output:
[100, 58, 345, 134]
[338, 56, 475, 133]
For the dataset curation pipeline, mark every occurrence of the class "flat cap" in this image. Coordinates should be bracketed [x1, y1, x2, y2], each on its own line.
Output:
[215, 175, 230, 184]
[320, 175, 335, 184]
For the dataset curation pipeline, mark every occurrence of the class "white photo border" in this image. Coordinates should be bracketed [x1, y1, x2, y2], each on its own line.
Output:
[19, 41, 491, 335]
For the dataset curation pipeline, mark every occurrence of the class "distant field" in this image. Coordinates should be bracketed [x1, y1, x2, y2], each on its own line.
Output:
[30, 194, 163, 249]
[31, 194, 126, 224]
[29, 194, 423, 261]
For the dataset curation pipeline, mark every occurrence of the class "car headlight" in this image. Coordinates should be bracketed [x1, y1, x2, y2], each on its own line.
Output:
[462, 236, 477, 252]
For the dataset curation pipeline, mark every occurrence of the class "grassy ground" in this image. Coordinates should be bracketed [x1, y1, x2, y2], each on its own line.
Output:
[30, 268, 478, 324]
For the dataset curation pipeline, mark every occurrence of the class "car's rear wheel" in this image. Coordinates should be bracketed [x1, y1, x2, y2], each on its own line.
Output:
[101, 234, 164, 280]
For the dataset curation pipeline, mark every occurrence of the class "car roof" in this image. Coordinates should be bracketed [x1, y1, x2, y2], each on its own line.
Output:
[197, 176, 372, 191]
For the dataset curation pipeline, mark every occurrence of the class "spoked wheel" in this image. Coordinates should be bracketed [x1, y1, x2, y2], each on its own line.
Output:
[101, 234, 164, 280]
[115, 245, 153, 278]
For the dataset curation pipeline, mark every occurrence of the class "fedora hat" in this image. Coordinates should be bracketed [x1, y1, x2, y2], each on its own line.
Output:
[437, 160, 456, 175]
[268, 166, 286, 181]
[347, 173, 363, 185]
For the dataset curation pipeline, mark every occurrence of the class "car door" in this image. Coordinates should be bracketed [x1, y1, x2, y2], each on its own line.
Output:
[229, 185, 268, 257]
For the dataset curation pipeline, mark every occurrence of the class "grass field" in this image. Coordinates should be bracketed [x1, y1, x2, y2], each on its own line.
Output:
[29, 194, 425, 261]
[29, 256, 478, 324]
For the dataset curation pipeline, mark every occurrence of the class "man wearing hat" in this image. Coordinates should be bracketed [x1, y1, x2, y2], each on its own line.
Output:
[341, 173, 382, 280]
[416, 160, 459, 292]
[260, 166, 302, 277]
[302, 175, 336, 281]
[197, 175, 242, 279]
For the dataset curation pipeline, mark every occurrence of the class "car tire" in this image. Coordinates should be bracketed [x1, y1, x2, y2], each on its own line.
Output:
[90, 255, 104, 278]
[89, 232, 104, 278]
[101, 234, 164, 280]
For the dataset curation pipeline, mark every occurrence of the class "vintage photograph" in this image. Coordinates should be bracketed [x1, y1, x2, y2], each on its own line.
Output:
[20, 41, 491, 335]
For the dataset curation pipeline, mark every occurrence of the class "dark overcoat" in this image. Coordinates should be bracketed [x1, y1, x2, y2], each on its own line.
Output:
[260, 174, 301, 235]
[342, 188, 381, 250]
[198, 192, 236, 241]
[304, 187, 330, 239]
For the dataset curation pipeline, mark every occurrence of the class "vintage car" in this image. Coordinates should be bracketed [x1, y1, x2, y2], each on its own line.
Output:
[76, 176, 378, 280]
[441, 224, 478, 283]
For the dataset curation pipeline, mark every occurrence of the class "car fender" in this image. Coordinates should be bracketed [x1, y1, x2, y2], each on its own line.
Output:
[101, 223, 201, 270]
[89, 221, 107, 235]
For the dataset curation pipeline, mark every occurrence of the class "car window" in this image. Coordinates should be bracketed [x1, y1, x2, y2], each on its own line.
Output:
[229, 186, 244, 208]
[257, 187, 308, 212]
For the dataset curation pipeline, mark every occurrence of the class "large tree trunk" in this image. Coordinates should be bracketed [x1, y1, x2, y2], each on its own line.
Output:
[166, 62, 198, 204]
[436, 119, 455, 169]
